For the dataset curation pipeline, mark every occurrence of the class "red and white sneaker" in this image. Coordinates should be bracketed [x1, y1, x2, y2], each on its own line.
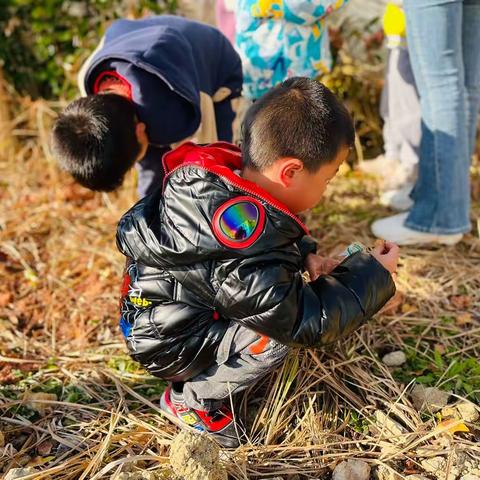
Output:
[160, 385, 243, 448]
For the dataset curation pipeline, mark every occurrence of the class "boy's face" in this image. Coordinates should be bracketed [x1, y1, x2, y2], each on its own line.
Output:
[279, 145, 349, 214]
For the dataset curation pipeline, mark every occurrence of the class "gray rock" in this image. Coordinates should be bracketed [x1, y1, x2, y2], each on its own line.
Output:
[333, 460, 371, 480]
[411, 385, 450, 412]
[382, 351, 407, 367]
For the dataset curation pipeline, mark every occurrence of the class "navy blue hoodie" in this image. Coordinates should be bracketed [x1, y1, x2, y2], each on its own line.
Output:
[81, 15, 243, 196]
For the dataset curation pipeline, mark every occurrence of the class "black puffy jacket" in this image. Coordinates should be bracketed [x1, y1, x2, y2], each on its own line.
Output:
[116, 142, 396, 381]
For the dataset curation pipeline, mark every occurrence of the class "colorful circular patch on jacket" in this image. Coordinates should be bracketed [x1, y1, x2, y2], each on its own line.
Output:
[212, 196, 265, 249]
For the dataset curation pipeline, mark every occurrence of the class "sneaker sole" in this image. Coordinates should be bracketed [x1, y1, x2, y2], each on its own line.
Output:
[391, 235, 463, 246]
[434, 234, 463, 246]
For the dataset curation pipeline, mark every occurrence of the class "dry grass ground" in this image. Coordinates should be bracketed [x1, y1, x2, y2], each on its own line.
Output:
[0, 99, 479, 479]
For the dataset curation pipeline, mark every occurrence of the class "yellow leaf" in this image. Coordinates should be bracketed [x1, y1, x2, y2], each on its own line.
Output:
[435, 419, 469, 436]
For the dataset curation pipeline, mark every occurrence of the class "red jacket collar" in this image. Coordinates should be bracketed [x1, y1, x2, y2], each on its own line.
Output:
[162, 142, 309, 234]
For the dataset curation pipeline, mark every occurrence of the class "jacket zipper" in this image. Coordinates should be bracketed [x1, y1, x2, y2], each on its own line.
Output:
[164, 164, 310, 235]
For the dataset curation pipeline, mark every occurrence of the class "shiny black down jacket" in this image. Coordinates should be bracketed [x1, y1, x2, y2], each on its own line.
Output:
[116, 142, 396, 381]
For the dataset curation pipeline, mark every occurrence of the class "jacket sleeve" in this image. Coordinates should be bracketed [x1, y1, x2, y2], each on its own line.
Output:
[296, 235, 318, 264]
[283, 0, 349, 25]
[213, 251, 395, 347]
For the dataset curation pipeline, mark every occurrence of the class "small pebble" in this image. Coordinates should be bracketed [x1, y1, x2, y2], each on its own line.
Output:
[382, 351, 407, 367]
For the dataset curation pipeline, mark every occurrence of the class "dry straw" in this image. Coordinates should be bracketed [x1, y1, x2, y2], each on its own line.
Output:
[0, 92, 479, 479]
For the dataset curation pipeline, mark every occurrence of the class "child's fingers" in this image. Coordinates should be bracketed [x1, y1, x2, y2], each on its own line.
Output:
[383, 241, 399, 252]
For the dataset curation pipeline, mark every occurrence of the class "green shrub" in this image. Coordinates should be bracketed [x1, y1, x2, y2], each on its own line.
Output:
[0, 0, 176, 99]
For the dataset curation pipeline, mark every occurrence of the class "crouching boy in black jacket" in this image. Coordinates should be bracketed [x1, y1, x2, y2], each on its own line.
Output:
[116, 77, 398, 448]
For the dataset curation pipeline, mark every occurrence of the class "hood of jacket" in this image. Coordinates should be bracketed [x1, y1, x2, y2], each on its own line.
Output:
[116, 142, 308, 269]
[84, 16, 242, 144]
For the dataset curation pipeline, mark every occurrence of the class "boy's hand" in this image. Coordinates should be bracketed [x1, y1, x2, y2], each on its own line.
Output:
[371, 240, 400, 276]
[305, 253, 340, 281]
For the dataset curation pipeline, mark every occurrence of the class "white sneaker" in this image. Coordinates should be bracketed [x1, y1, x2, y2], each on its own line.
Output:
[380, 184, 414, 211]
[357, 155, 400, 177]
[371, 212, 463, 246]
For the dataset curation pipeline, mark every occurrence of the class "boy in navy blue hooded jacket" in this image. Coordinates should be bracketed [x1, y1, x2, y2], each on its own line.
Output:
[52, 15, 243, 197]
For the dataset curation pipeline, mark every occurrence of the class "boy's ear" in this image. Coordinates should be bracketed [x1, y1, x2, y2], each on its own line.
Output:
[135, 122, 147, 141]
[135, 122, 149, 162]
[279, 158, 304, 187]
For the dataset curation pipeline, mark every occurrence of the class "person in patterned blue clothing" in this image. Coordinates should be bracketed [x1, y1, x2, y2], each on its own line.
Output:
[235, 0, 348, 100]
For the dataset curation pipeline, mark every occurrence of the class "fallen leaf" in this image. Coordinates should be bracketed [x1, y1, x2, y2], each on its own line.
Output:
[434, 419, 469, 436]
[0, 292, 13, 307]
[449, 295, 472, 309]
[26, 455, 55, 467]
[434, 343, 446, 354]
[23, 392, 57, 416]
[37, 439, 54, 456]
[455, 312, 473, 326]
[401, 303, 418, 314]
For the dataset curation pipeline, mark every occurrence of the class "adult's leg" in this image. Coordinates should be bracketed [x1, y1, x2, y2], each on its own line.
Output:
[394, 47, 421, 174]
[462, 0, 480, 159]
[182, 323, 289, 411]
[382, 50, 401, 161]
[403, 0, 470, 234]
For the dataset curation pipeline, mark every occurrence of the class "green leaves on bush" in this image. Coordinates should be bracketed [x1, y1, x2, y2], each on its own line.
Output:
[0, 0, 176, 98]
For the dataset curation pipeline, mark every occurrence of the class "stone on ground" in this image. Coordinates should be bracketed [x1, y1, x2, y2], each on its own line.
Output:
[411, 385, 450, 412]
[382, 351, 407, 367]
[332, 459, 371, 480]
[455, 401, 479, 422]
[169, 431, 227, 480]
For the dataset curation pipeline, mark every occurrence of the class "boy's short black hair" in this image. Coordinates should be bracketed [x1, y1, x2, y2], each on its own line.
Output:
[242, 77, 355, 172]
[52, 94, 140, 192]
